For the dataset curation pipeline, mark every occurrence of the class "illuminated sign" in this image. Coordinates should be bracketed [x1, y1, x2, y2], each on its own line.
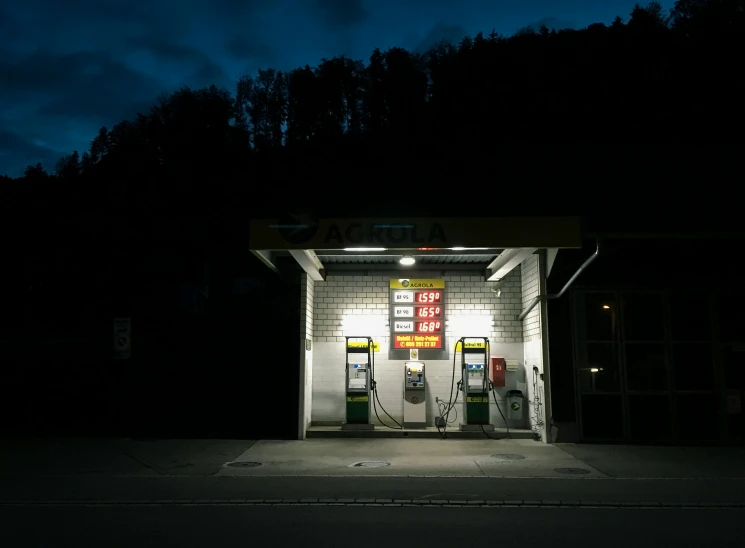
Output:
[415, 321, 442, 333]
[415, 290, 442, 303]
[416, 306, 442, 318]
[389, 279, 446, 352]
[390, 279, 446, 289]
[394, 334, 442, 349]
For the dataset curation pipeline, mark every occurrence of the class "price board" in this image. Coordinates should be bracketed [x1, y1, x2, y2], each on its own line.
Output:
[389, 279, 447, 360]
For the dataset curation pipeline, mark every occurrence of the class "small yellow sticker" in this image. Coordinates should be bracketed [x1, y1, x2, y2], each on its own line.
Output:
[466, 396, 488, 403]
[347, 396, 369, 402]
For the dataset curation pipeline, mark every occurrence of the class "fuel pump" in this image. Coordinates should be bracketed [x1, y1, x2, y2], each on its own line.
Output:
[343, 336, 373, 430]
[460, 337, 495, 432]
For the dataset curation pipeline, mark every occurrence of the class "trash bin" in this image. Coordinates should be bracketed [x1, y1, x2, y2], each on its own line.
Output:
[507, 390, 524, 422]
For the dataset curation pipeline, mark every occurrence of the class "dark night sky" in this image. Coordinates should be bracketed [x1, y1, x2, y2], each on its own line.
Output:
[0, 0, 671, 177]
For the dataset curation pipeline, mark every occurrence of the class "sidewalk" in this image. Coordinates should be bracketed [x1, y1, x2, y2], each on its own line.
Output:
[2, 437, 745, 479]
[2, 437, 745, 506]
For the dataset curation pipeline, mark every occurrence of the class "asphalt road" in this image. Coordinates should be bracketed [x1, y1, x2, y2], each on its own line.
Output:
[1, 505, 742, 548]
[3, 476, 745, 505]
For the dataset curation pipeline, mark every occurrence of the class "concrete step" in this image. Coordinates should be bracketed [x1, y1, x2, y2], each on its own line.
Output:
[307, 426, 535, 439]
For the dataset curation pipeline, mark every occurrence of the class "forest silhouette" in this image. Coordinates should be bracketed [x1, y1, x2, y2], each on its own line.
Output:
[2, 0, 743, 215]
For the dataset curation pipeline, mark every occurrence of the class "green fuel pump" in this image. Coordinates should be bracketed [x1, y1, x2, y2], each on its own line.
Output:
[459, 337, 495, 432]
[343, 336, 374, 429]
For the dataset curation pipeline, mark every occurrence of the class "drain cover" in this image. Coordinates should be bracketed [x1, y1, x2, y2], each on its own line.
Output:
[351, 461, 390, 468]
[226, 461, 262, 468]
[491, 454, 526, 461]
[554, 467, 590, 475]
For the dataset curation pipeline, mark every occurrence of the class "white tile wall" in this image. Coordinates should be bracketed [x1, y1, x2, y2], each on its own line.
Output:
[521, 254, 541, 342]
[310, 270, 529, 428]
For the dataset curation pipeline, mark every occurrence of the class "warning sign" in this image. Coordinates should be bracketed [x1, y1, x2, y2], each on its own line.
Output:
[394, 334, 442, 349]
[347, 396, 369, 402]
[466, 396, 488, 403]
[454, 341, 489, 351]
[347, 341, 381, 352]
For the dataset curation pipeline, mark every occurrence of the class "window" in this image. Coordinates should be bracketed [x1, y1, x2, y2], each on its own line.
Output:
[625, 343, 668, 391]
[622, 293, 664, 341]
[718, 293, 745, 343]
[576, 292, 618, 341]
[672, 344, 714, 391]
[628, 394, 671, 441]
[577, 343, 621, 392]
[581, 394, 624, 439]
[670, 293, 711, 342]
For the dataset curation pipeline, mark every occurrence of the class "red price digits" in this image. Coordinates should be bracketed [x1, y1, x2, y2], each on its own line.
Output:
[417, 321, 441, 332]
[416, 291, 441, 303]
[417, 307, 442, 318]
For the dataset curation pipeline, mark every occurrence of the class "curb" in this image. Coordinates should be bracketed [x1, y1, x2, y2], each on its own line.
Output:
[1, 499, 744, 509]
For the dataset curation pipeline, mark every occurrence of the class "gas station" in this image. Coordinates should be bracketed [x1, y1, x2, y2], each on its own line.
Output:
[249, 216, 582, 442]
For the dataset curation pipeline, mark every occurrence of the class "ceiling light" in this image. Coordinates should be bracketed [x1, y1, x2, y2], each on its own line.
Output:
[450, 247, 466, 251]
[449, 247, 489, 251]
[343, 248, 387, 252]
[602, 305, 611, 309]
[399, 256, 416, 266]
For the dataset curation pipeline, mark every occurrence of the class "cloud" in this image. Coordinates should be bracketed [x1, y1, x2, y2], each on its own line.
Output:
[315, 0, 369, 27]
[226, 35, 276, 63]
[0, 127, 61, 176]
[126, 36, 228, 85]
[412, 22, 469, 53]
[0, 51, 165, 122]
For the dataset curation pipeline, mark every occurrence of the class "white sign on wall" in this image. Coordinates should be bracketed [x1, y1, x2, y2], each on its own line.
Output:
[394, 306, 414, 317]
[393, 291, 414, 303]
[113, 317, 131, 360]
[394, 321, 414, 332]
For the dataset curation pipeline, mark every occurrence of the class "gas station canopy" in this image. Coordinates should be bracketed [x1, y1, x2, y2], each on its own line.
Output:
[249, 216, 582, 281]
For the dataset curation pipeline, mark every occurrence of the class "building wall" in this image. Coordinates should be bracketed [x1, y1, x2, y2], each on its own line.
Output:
[298, 273, 314, 438]
[521, 253, 547, 440]
[311, 270, 530, 429]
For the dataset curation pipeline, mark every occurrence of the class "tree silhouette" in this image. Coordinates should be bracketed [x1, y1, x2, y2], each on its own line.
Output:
[2, 0, 743, 207]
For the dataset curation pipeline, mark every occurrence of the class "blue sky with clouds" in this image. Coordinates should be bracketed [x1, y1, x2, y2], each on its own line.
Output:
[0, 0, 672, 177]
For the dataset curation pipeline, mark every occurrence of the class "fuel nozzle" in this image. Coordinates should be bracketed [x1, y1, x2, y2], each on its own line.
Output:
[457, 379, 463, 391]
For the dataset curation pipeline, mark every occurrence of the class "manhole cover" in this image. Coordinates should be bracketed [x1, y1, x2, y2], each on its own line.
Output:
[554, 467, 591, 475]
[226, 461, 262, 468]
[491, 454, 526, 461]
[351, 461, 390, 468]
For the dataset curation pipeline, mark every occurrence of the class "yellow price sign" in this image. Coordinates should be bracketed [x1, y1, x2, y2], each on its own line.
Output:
[347, 341, 381, 352]
[454, 341, 489, 351]
[347, 396, 369, 402]
[466, 396, 488, 403]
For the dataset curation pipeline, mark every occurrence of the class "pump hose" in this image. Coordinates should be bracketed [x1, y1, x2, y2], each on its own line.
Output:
[438, 337, 463, 439]
[370, 338, 402, 430]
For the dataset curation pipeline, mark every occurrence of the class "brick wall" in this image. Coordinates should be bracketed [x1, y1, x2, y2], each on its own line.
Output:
[310, 270, 528, 428]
